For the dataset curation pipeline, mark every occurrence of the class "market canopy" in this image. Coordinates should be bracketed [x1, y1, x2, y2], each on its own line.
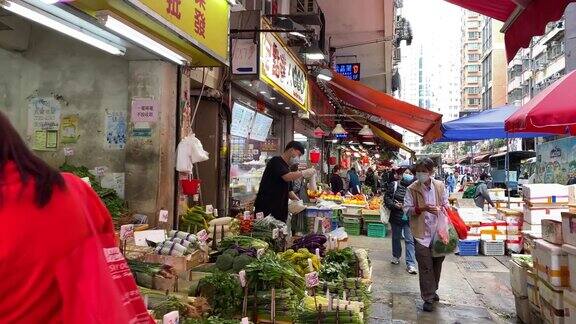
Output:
[505, 70, 576, 136]
[369, 123, 415, 156]
[436, 105, 552, 142]
[445, 0, 574, 61]
[327, 71, 442, 143]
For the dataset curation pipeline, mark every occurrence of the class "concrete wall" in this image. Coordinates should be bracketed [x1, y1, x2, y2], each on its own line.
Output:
[0, 24, 129, 171]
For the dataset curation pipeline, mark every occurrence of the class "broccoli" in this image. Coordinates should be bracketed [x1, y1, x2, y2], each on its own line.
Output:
[232, 254, 254, 273]
[215, 254, 234, 271]
[223, 249, 239, 257]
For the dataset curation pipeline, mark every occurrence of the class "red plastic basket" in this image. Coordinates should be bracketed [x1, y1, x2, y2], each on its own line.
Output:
[181, 179, 201, 196]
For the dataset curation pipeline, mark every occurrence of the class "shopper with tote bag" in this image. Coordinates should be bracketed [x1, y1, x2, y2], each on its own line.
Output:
[0, 112, 152, 323]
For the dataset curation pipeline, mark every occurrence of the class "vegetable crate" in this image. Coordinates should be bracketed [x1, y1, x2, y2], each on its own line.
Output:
[480, 240, 505, 256]
[367, 222, 387, 238]
[343, 217, 361, 236]
[458, 239, 480, 256]
[362, 214, 381, 223]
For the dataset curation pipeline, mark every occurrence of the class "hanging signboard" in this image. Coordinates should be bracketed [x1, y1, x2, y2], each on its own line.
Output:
[336, 63, 361, 81]
[231, 102, 255, 138]
[232, 39, 257, 75]
[259, 20, 308, 111]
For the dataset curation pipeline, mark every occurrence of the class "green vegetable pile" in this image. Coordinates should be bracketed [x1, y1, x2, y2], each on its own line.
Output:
[196, 271, 243, 318]
[59, 163, 129, 225]
[219, 235, 269, 251]
[245, 253, 305, 298]
[214, 248, 256, 273]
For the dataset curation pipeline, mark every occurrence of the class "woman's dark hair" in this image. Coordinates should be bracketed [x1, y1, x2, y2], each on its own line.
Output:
[414, 158, 435, 172]
[480, 173, 490, 181]
[332, 166, 340, 173]
[0, 112, 64, 207]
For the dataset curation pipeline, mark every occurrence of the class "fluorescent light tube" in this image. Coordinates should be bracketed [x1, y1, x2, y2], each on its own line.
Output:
[101, 15, 186, 65]
[306, 53, 325, 60]
[2, 1, 125, 56]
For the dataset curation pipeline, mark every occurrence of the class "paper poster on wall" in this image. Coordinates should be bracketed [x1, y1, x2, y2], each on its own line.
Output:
[105, 111, 127, 149]
[231, 102, 255, 138]
[131, 98, 158, 122]
[28, 96, 61, 151]
[61, 114, 80, 144]
[101, 172, 125, 199]
[249, 113, 273, 142]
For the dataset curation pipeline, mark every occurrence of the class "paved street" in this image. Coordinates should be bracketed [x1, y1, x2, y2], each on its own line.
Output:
[348, 235, 517, 324]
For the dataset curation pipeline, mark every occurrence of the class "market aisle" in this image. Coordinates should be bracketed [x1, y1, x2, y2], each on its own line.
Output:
[347, 235, 517, 323]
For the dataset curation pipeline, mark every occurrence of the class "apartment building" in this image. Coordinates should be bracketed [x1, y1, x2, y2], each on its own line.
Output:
[480, 17, 508, 109]
[460, 10, 483, 113]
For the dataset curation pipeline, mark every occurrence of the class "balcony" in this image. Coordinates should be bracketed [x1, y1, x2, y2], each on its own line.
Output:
[508, 75, 521, 91]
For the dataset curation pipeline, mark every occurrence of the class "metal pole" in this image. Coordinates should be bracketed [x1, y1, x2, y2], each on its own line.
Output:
[506, 137, 511, 208]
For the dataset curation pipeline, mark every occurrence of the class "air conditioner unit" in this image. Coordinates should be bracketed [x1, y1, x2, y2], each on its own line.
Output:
[291, 0, 319, 14]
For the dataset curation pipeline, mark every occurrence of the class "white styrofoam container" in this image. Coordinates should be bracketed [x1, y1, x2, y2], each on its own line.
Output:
[480, 240, 505, 256]
[523, 184, 569, 204]
[568, 185, 576, 204]
[524, 205, 567, 224]
[563, 288, 576, 324]
[489, 188, 506, 201]
[480, 220, 507, 241]
[523, 230, 543, 254]
[507, 240, 523, 254]
[514, 294, 531, 324]
[562, 212, 576, 247]
[542, 219, 564, 245]
[524, 221, 542, 234]
[527, 269, 540, 308]
[534, 239, 569, 287]
[562, 244, 576, 291]
[538, 279, 565, 323]
[510, 259, 529, 297]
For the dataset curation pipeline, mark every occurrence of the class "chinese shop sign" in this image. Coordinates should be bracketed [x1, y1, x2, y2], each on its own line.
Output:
[336, 63, 361, 81]
[127, 0, 229, 63]
[131, 98, 159, 122]
[259, 22, 308, 110]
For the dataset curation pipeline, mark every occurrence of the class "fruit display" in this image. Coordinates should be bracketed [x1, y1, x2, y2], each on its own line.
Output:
[319, 193, 344, 202]
[367, 196, 382, 210]
[343, 195, 367, 206]
[307, 189, 322, 199]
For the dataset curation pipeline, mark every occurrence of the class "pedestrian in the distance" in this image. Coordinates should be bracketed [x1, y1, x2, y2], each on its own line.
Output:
[403, 158, 449, 312]
[474, 173, 496, 210]
[330, 165, 344, 194]
[446, 173, 456, 194]
[347, 167, 361, 195]
[385, 167, 417, 274]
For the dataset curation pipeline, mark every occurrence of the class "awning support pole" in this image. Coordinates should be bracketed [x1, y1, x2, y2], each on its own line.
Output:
[506, 136, 511, 208]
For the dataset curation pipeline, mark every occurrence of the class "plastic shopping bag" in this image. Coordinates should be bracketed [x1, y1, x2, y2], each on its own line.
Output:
[445, 206, 468, 240]
[432, 208, 458, 257]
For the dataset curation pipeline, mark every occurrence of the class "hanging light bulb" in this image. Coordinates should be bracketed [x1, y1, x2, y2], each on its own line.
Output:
[358, 125, 374, 137]
[331, 123, 347, 139]
[313, 127, 326, 138]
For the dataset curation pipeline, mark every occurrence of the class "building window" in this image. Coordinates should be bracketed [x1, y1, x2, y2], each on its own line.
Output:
[508, 64, 522, 79]
[547, 40, 564, 61]
[466, 76, 479, 83]
[468, 31, 480, 40]
[466, 86, 480, 94]
[482, 53, 492, 89]
[467, 20, 481, 28]
[468, 53, 480, 62]
[482, 89, 492, 109]
[467, 43, 480, 50]
[466, 64, 480, 72]
[468, 98, 480, 106]
[482, 18, 492, 52]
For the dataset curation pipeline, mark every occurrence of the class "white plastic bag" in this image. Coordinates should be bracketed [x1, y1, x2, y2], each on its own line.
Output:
[176, 134, 209, 173]
[380, 205, 390, 224]
[188, 134, 209, 163]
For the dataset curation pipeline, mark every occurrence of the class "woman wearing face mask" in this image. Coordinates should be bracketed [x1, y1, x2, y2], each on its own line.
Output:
[403, 158, 449, 313]
[254, 141, 315, 222]
[384, 168, 417, 274]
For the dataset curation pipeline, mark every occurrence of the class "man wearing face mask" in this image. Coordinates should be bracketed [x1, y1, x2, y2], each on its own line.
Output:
[254, 141, 315, 222]
[403, 158, 449, 312]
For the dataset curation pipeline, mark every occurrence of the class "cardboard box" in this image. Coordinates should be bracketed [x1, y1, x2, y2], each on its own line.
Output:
[533, 239, 569, 287]
[562, 212, 576, 247]
[542, 219, 563, 245]
[144, 249, 206, 278]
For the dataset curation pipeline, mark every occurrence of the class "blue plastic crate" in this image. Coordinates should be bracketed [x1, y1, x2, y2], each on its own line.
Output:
[458, 239, 480, 256]
[331, 219, 340, 231]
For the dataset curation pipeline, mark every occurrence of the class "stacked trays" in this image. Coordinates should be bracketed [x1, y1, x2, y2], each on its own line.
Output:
[479, 220, 506, 256]
[458, 239, 480, 256]
[561, 211, 576, 323]
[361, 208, 386, 238]
[343, 217, 361, 236]
[497, 208, 524, 254]
[522, 183, 569, 235]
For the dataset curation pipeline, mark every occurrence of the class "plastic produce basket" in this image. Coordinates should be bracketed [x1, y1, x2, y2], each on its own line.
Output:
[480, 240, 505, 256]
[343, 217, 361, 236]
[363, 214, 381, 223]
[458, 239, 480, 256]
[367, 222, 387, 238]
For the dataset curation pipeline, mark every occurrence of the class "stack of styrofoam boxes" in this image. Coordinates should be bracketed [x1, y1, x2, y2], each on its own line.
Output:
[479, 217, 506, 256]
[497, 208, 524, 254]
[533, 232, 569, 323]
[458, 207, 487, 241]
[523, 184, 570, 234]
[526, 267, 543, 322]
[510, 257, 531, 323]
[561, 211, 576, 322]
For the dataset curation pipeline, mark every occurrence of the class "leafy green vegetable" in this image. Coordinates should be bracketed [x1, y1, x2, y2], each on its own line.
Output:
[215, 254, 234, 271]
[245, 253, 305, 298]
[197, 271, 243, 318]
[232, 254, 254, 272]
[318, 261, 348, 283]
[432, 227, 458, 256]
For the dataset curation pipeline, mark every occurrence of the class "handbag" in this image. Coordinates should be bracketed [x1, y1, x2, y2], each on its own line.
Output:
[55, 177, 153, 324]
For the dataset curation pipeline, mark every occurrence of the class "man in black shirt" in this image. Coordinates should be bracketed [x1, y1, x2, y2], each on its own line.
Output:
[254, 141, 315, 222]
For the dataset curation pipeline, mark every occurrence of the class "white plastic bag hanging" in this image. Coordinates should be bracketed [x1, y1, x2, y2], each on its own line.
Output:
[176, 134, 209, 173]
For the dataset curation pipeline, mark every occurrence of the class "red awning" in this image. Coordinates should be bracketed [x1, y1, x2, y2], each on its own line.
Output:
[445, 0, 574, 61]
[327, 72, 442, 143]
[505, 70, 576, 135]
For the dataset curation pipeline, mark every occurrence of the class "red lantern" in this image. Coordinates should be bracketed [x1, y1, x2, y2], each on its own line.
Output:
[309, 148, 320, 164]
[328, 156, 337, 166]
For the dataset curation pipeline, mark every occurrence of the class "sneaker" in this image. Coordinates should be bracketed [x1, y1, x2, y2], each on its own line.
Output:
[407, 266, 418, 274]
[423, 301, 434, 312]
[433, 294, 440, 302]
[390, 257, 400, 265]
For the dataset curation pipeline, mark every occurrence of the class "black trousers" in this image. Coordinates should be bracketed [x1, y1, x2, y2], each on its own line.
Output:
[414, 241, 445, 302]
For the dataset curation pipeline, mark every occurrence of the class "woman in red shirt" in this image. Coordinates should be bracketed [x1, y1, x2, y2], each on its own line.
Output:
[0, 112, 151, 323]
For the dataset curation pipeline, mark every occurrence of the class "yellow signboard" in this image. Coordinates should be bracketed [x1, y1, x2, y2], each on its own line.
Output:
[127, 0, 229, 64]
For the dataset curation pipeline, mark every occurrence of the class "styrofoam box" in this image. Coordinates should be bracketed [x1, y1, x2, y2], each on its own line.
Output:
[568, 185, 576, 204]
[542, 219, 564, 245]
[523, 183, 569, 204]
[564, 288, 576, 324]
[480, 220, 507, 241]
[457, 207, 487, 222]
[514, 294, 531, 324]
[524, 222, 542, 234]
[510, 259, 529, 297]
[489, 188, 506, 201]
[524, 205, 567, 224]
[562, 244, 576, 291]
[538, 279, 565, 324]
[507, 240, 523, 254]
[562, 212, 576, 247]
[534, 239, 569, 287]
[527, 269, 540, 308]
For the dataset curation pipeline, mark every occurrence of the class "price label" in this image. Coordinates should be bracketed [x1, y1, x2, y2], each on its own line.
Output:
[239, 270, 247, 287]
[95, 166, 106, 177]
[119, 224, 134, 241]
[205, 205, 214, 214]
[163, 311, 179, 324]
[315, 248, 321, 259]
[197, 229, 208, 243]
[243, 211, 252, 220]
[257, 248, 265, 259]
[305, 271, 319, 288]
[241, 317, 249, 324]
[281, 226, 288, 235]
[256, 212, 264, 220]
[272, 228, 279, 239]
[213, 209, 219, 217]
[63, 147, 74, 156]
[158, 209, 169, 223]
